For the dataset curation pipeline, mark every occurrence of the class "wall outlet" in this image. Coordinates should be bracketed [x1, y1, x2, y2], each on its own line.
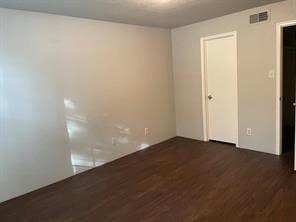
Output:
[246, 128, 252, 136]
[145, 128, 149, 136]
[268, 70, 275, 79]
[112, 138, 117, 146]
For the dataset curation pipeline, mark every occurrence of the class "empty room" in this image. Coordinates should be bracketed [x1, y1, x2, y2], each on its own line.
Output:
[1, 0, 296, 221]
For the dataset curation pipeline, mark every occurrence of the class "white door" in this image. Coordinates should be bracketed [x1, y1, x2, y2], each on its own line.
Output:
[204, 33, 238, 144]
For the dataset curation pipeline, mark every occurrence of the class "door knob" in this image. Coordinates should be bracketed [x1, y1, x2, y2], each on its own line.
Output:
[208, 95, 213, 100]
[293, 103, 296, 107]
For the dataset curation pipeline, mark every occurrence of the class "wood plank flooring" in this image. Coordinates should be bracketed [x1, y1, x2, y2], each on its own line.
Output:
[0, 137, 296, 222]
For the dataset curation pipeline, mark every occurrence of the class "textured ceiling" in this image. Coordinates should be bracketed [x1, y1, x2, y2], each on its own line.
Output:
[0, 0, 285, 28]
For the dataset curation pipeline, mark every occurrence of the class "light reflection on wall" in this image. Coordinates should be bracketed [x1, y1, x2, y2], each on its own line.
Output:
[66, 119, 86, 139]
[64, 99, 76, 110]
[63, 97, 152, 174]
[116, 125, 130, 145]
[64, 98, 107, 174]
[139, 143, 150, 150]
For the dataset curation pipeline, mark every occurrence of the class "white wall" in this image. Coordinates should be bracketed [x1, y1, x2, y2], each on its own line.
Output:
[0, 8, 176, 203]
[172, 0, 296, 154]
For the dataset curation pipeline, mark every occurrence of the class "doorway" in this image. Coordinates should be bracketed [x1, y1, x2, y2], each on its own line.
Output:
[282, 26, 296, 154]
[200, 32, 238, 146]
[276, 20, 296, 171]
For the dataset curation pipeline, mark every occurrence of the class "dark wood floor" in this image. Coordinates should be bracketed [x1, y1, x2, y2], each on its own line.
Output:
[1, 137, 296, 222]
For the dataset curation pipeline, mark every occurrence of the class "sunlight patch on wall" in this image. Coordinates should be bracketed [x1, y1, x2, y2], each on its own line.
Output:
[64, 98, 76, 110]
[139, 143, 150, 150]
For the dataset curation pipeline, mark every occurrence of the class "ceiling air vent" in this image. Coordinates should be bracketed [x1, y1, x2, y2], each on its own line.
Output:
[250, 11, 269, 24]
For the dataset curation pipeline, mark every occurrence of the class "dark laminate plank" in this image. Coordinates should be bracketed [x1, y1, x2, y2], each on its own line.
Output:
[0, 137, 296, 222]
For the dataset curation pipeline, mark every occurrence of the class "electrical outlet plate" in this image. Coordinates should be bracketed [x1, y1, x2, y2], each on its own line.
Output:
[268, 70, 275, 79]
[145, 128, 149, 136]
[246, 128, 252, 136]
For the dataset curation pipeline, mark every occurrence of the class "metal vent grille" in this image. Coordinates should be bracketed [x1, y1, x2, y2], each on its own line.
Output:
[250, 11, 269, 24]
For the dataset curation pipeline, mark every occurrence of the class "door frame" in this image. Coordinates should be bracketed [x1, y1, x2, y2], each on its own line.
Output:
[200, 31, 239, 147]
[275, 20, 296, 156]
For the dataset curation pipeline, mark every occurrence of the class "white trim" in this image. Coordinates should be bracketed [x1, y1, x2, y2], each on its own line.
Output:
[200, 37, 208, 142]
[275, 20, 296, 156]
[200, 31, 239, 147]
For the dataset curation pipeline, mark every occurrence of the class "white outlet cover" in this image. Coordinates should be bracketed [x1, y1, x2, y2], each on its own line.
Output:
[145, 128, 149, 135]
[246, 128, 252, 136]
[268, 70, 275, 79]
